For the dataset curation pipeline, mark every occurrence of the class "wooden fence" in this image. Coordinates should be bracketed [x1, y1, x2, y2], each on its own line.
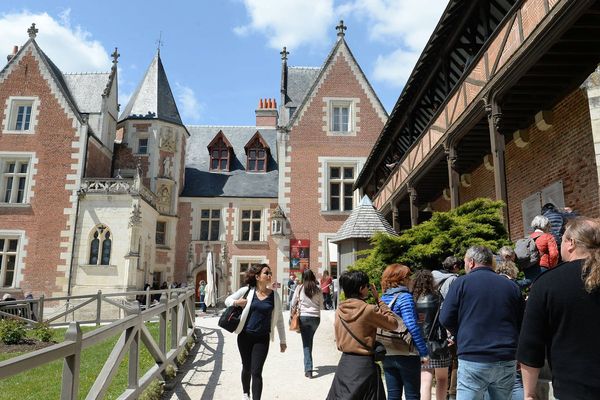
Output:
[0, 288, 196, 400]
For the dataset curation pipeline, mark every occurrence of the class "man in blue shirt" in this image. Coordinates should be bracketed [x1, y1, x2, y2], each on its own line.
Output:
[440, 245, 524, 400]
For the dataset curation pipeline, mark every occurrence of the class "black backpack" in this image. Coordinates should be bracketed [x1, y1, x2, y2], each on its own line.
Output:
[514, 234, 541, 270]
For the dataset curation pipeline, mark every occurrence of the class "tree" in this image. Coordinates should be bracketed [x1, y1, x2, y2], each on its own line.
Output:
[351, 198, 510, 287]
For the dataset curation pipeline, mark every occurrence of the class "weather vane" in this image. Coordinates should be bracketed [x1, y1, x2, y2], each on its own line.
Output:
[156, 31, 164, 54]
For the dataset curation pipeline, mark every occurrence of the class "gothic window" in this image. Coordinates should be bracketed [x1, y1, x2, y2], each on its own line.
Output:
[89, 225, 112, 265]
[207, 132, 233, 172]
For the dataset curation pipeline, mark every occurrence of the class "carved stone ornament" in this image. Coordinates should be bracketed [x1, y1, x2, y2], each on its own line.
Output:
[159, 185, 170, 205]
[159, 129, 177, 152]
[129, 204, 142, 227]
[162, 156, 173, 178]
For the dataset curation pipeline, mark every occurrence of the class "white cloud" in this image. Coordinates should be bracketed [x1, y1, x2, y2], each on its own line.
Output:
[175, 83, 203, 123]
[339, 0, 447, 88]
[0, 10, 111, 73]
[234, 0, 335, 49]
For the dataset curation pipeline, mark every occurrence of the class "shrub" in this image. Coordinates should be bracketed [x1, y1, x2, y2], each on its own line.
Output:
[0, 318, 27, 344]
[138, 379, 164, 400]
[31, 322, 53, 342]
[165, 363, 177, 380]
[176, 347, 189, 366]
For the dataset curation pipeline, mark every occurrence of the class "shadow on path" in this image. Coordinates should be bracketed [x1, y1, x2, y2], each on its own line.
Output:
[162, 326, 225, 400]
[313, 365, 337, 379]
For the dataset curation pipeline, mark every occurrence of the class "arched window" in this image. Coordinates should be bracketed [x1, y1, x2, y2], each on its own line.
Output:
[89, 225, 112, 265]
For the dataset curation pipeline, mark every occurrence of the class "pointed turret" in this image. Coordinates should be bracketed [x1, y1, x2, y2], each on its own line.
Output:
[119, 52, 183, 125]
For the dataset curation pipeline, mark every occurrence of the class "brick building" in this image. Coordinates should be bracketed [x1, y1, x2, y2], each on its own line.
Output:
[0, 22, 385, 301]
[355, 1, 600, 243]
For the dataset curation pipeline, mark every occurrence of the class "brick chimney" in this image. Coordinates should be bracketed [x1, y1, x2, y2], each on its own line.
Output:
[6, 45, 18, 63]
[255, 97, 278, 127]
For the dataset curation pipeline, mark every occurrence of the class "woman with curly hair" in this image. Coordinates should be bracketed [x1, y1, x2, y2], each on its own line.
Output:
[380, 263, 429, 400]
[413, 269, 450, 400]
[290, 269, 324, 378]
[225, 263, 286, 400]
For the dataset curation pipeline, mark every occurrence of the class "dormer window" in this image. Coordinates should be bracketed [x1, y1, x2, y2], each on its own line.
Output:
[207, 131, 233, 172]
[244, 132, 270, 172]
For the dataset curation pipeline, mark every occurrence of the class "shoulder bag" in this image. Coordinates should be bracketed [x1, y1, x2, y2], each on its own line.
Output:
[218, 286, 251, 333]
[376, 293, 416, 355]
[339, 314, 387, 362]
[426, 298, 449, 358]
[289, 285, 303, 332]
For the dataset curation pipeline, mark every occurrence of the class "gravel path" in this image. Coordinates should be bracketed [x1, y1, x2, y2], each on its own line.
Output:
[164, 309, 340, 400]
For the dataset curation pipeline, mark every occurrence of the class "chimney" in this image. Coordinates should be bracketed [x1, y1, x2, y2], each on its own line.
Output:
[6, 45, 18, 63]
[255, 97, 279, 128]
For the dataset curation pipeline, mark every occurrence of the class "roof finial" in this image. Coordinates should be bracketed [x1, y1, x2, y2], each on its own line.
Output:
[156, 31, 163, 55]
[336, 20, 347, 39]
[111, 47, 120, 65]
[280, 46, 289, 61]
[27, 23, 38, 39]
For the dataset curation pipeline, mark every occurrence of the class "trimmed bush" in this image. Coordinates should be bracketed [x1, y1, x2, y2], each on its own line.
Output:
[0, 318, 27, 344]
[31, 322, 53, 342]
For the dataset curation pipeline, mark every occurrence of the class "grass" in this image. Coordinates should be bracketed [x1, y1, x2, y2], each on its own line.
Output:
[0, 321, 174, 400]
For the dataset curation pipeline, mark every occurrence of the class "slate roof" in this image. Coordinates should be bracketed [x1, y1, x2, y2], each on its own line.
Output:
[63, 73, 110, 113]
[182, 125, 278, 198]
[331, 195, 397, 243]
[119, 53, 183, 126]
[286, 67, 321, 108]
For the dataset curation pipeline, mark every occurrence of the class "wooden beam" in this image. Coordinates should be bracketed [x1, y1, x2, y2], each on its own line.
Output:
[445, 143, 460, 209]
[392, 204, 400, 233]
[408, 186, 419, 227]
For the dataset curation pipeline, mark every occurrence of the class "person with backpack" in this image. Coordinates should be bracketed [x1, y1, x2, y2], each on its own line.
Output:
[379, 264, 429, 400]
[515, 215, 559, 281]
[541, 203, 565, 248]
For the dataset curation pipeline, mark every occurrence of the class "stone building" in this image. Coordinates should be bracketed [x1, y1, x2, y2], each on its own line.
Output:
[355, 1, 600, 241]
[0, 22, 385, 301]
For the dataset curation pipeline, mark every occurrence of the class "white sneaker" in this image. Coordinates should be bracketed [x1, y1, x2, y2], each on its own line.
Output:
[242, 394, 250, 400]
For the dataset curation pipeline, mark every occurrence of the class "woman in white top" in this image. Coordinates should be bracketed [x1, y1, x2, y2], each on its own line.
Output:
[225, 263, 286, 400]
[291, 269, 324, 378]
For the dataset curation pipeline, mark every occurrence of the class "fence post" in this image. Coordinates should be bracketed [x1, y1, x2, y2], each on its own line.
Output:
[38, 294, 45, 323]
[159, 296, 168, 355]
[60, 322, 82, 400]
[128, 301, 140, 391]
[145, 286, 151, 310]
[171, 291, 179, 349]
[96, 290, 102, 326]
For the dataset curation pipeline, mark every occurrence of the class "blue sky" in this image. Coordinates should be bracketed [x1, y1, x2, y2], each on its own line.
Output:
[0, 0, 447, 125]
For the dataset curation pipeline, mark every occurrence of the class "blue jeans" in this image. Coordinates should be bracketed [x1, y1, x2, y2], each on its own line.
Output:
[199, 294, 206, 312]
[458, 359, 516, 400]
[382, 355, 420, 400]
[299, 316, 320, 372]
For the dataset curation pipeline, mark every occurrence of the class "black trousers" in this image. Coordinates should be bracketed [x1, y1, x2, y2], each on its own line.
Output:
[237, 331, 270, 400]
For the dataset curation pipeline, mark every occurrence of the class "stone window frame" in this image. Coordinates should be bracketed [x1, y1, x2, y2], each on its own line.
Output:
[2, 96, 40, 135]
[231, 255, 267, 290]
[137, 137, 149, 155]
[318, 156, 365, 213]
[323, 97, 359, 136]
[155, 220, 167, 246]
[88, 224, 113, 266]
[199, 208, 222, 241]
[238, 208, 264, 242]
[0, 231, 25, 288]
[0, 152, 36, 206]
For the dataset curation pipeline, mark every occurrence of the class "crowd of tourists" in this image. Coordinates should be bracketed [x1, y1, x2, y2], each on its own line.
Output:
[222, 210, 600, 400]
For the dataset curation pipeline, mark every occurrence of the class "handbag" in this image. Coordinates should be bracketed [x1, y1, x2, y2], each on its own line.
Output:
[426, 300, 449, 358]
[339, 315, 387, 362]
[218, 287, 251, 333]
[289, 285, 303, 332]
[376, 293, 417, 355]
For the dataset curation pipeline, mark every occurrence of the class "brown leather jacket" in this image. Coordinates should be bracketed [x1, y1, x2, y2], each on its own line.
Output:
[334, 298, 399, 355]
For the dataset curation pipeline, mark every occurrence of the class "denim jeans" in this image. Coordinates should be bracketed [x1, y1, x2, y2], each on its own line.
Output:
[382, 355, 421, 400]
[299, 316, 320, 372]
[457, 359, 516, 400]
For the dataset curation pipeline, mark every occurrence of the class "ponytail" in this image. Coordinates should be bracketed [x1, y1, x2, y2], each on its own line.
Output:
[564, 217, 600, 293]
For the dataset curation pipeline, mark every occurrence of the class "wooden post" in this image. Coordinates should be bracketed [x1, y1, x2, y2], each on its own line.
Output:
[171, 292, 179, 349]
[38, 295, 45, 322]
[128, 301, 140, 390]
[445, 143, 460, 209]
[392, 204, 400, 233]
[96, 290, 102, 326]
[61, 322, 82, 400]
[485, 98, 510, 232]
[159, 296, 168, 355]
[408, 186, 419, 227]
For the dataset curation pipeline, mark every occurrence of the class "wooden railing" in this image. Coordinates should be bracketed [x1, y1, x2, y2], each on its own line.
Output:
[0, 288, 196, 400]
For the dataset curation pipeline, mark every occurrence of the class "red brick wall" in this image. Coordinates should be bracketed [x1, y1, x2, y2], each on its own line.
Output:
[85, 137, 112, 178]
[459, 163, 495, 204]
[113, 143, 150, 185]
[174, 202, 192, 283]
[287, 49, 385, 271]
[0, 50, 81, 296]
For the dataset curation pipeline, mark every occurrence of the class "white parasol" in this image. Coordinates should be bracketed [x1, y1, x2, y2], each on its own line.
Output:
[205, 252, 217, 307]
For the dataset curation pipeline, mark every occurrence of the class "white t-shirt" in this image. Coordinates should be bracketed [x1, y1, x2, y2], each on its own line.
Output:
[291, 285, 323, 318]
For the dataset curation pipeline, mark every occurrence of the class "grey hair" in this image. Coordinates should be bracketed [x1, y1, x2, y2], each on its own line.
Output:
[498, 246, 516, 261]
[464, 245, 494, 266]
[531, 215, 550, 231]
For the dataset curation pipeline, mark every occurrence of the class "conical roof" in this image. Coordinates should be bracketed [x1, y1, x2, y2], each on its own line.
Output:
[331, 195, 397, 243]
[119, 53, 183, 125]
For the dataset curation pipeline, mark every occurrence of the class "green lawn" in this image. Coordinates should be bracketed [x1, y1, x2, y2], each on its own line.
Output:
[0, 322, 172, 400]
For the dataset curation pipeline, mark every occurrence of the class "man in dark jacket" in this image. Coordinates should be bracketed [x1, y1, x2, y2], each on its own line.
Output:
[541, 203, 565, 248]
[440, 245, 524, 399]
